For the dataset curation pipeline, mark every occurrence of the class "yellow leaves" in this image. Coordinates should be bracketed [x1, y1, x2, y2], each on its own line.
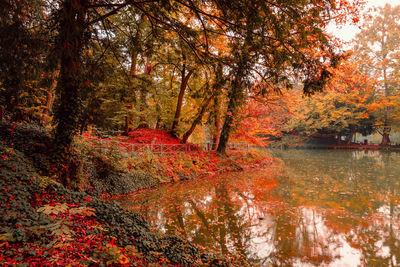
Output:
[37, 203, 68, 215]
[37, 203, 96, 217]
[287, 58, 390, 135]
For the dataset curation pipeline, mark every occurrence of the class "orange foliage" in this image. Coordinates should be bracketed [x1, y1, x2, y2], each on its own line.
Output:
[232, 91, 299, 146]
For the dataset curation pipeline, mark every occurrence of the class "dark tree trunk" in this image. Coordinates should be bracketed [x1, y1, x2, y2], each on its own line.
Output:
[346, 131, 355, 145]
[79, 116, 87, 135]
[137, 85, 149, 128]
[216, 76, 243, 155]
[137, 58, 151, 129]
[211, 63, 224, 150]
[4, 77, 22, 114]
[53, 0, 88, 185]
[216, 45, 248, 155]
[337, 134, 342, 145]
[155, 117, 162, 129]
[211, 97, 221, 150]
[154, 101, 164, 129]
[381, 69, 391, 146]
[381, 126, 391, 146]
[380, 98, 391, 146]
[171, 63, 193, 136]
[181, 95, 213, 143]
[125, 51, 138, 134]
[124, 16, 144, 134]
[124, 104, 133, 135]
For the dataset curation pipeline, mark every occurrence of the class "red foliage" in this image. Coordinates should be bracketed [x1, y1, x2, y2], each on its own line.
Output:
[123, 129, 181, 144]
[1, 189, 148, 266]
[83, 129, 182, 145]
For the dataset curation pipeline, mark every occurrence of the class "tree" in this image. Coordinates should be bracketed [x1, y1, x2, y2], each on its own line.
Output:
[288, 60, 377, 143]
[215, 1, 351, 154]
[0, 0, 48, 120]
[169, 44, 195, 136]
[53, 0, 89, 180]
[45, 0, 363, 184]
[181, 61, 226, 143]
[354, 4, 400, 145]
[232, 90, 298, 146]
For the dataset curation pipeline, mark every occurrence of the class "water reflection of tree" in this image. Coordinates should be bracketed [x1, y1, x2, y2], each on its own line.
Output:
[260, 198, 339, 265]
[214, 181, 247, 259]
[116, 151, 400, 265]
[277, 149, 400, 266]
[164, 195, 187, 238]
[344, 152, 400, 266]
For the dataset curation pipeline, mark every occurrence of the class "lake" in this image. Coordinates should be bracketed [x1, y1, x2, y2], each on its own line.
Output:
[115, 150, 400, 266]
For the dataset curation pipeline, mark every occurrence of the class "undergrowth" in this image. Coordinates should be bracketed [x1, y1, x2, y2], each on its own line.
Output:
[0, 122, 268, 266]
[0, 139, 232, 266]
[73, 136, 272, 194]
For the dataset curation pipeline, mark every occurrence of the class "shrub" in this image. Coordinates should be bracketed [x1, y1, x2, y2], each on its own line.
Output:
[0, 122, 53, 175]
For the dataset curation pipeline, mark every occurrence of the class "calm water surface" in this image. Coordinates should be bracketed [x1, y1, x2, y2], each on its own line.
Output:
[115, 150, 400, 266]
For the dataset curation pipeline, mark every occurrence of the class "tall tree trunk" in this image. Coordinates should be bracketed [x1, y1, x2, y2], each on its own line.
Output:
[6, 77, 23, 116]
[171, 63, 193, 136]
[125, 16, 145, 133]
[181, 95, 213, 143]
[381, 127, 391, 146]
[346, 131, 355, 145]
[173, 202, 187, 239]
[212, 100, 221, 150]
[216, 74, 244, 155]
[53, 0, 87, 185]
[181, 61, 225, 144]
[124, 50, 139, 135]
[137, 58, 151, 129]
[124, 103, 133, 135]
[79, 116, 87, 135]
[211, 63, 224, 149]
[381, 64, 391, 146]
[337, 134, 342, 145]
[137, 86, 148, 128]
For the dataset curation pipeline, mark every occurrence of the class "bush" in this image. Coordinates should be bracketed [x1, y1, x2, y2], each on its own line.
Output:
[0, 122, 53, 175]
[0, 122, 52, 154]
[0, 144, 51, 243]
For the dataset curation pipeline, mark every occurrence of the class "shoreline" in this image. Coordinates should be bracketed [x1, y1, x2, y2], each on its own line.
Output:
[275, 145, 400, 151]
[106, 155, 275, 199]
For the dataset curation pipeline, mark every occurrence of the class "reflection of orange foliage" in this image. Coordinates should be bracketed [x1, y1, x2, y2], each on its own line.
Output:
[253, 178, 278, 190]
[124, 150, 272, 183]
[324, 208, 353, 233]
